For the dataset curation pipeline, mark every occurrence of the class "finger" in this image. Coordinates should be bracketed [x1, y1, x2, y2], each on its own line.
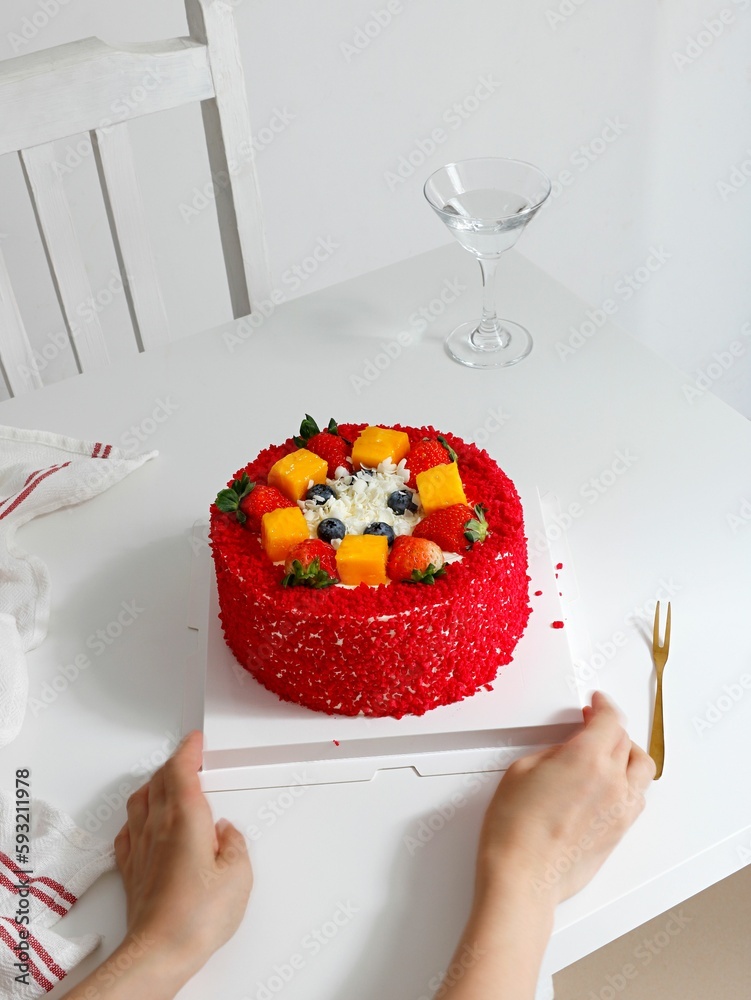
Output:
[611, 728, 632, 765]
[148, 764, 166, 810]
[505, 744, 554, 775]
[216, 819, 252, 888]
[114, 823, 130, 871]
[125, 784, 149, 840]
[146, 733, 201, 810]
[627, 741, 656, 792]
[580, 691, 626, 752]
[177, 729, 203, 759]
[590, 691, 626, 724]
[162, 731, 204, 802]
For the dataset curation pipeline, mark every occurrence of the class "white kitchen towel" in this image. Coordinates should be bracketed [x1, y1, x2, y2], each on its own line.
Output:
[0, 791, 116, 996]
[0, 425, 156, 747]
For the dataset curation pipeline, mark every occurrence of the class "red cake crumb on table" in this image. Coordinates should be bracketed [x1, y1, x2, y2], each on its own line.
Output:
[210, 423, 531, 718]
[556, 562, 563, 570]
[551, 620, 565, 629]
[534, 590, 542, 596]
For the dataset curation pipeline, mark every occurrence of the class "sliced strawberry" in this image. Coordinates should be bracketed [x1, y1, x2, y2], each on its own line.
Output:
[294, 414, 351, 477]
[282, 539, 338, 588]
[386, 536, 446, 584]
[215, 473, 294, 531]
[405, 436, 457, 487]
[412, 503, 489, 553]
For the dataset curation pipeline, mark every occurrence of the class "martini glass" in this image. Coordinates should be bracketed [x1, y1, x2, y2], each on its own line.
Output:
[424, 157, 551, 368]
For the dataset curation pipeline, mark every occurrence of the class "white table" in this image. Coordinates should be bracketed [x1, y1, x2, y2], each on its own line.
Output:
[1, 245, 750, 999]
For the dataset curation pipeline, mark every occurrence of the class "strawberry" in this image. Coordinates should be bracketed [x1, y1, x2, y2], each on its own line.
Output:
[215, 473, 294, 531]
[282, 539, 338, 588]
[412, 503, 489, 553]
[294, 414, 351, 477]
[387, 536, 446, 584]
[405, 436, 457, 487]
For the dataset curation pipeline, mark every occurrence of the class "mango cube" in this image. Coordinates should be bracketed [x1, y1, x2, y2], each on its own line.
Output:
[335, 534, 389, 586]
[416, 462, 467, 515]
[261, 506, 310, 562]
[268, 448, 328, 502]
[351, 426, 410, 470]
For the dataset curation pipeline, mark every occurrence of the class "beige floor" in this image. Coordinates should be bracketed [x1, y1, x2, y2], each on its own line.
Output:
[553, 865, 751, 999]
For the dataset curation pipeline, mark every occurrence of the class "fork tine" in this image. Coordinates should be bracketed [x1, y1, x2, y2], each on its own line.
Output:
[653, 600, 661, 650]
[664, 601, 671, 653]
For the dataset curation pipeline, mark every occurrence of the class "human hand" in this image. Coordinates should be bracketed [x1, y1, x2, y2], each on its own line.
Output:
[114, 730, 252, 984]
[477, 692, 655, 906]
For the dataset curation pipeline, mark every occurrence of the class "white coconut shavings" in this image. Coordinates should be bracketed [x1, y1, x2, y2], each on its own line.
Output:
[299, 464, 421, 538]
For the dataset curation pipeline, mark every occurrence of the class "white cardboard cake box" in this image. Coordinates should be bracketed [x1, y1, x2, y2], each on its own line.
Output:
[184, 489, 585, 792]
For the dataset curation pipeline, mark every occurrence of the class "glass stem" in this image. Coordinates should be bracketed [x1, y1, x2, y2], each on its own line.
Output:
[471, 257, 508, 351]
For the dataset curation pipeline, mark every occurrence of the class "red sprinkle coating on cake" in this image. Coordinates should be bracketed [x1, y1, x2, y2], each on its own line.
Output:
[210, 424, 531, 718]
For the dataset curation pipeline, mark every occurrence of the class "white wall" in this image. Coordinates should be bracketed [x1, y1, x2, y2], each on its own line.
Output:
[637, 0, 751, 420]
[0, 0, 748, 417]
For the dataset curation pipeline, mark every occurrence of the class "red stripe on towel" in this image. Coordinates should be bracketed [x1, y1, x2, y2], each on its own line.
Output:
[23, 468, 43, 487]
[0, 463, 71, 521]
[0, 924, 55, 992]
[0, 854, 77, 905]
[0, 871, 68, 917]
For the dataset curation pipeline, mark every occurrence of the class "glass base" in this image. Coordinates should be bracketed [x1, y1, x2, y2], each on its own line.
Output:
[444, 319, 532, 369]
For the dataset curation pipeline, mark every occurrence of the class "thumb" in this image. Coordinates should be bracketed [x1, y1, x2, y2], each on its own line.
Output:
[215, 818, 250, 870]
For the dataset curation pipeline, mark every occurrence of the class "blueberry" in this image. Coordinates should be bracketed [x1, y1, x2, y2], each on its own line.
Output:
[306, 484, 337, 505]
[317, 518, 346, 543]
[363, 522, 395, 546]
[387, 489, 417, 515]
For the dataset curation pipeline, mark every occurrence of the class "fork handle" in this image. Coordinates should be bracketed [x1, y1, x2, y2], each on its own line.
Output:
[649, 674, 665, 779]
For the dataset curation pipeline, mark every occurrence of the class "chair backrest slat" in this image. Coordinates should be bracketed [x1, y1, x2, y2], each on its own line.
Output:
[19, 141, 110, 373]
[0, 0, 272, 397]
[0, 247, 42, 396]
[92, 122, 170, 352]
[186, 0, 272, 315]
[0, 37, 214, 158]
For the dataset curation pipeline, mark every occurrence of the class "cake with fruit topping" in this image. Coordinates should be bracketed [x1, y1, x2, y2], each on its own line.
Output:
[209, 417, 531, 718]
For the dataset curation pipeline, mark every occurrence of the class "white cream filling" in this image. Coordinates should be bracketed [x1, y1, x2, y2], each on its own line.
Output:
[298, 460, 422, 538]
[266, 460, 466, 584]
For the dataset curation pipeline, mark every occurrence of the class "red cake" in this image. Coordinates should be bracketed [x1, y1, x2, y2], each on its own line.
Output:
[209, 419, 531, 718]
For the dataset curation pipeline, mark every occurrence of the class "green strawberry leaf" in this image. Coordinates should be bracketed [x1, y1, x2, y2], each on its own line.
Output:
[215, 472, 254, 522]
[235, 473, 254, 498]
[294, 414, 320, 447]
[464, 504, 489, 546]
[437, 435, 458, 463]
[326, 418, 351, 446]
[282, 556, 337, 589]
[215, 488, 240, 513]
[407, 563, 447, 585]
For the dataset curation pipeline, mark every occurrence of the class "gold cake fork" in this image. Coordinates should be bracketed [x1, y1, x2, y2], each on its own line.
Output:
[648, 601, 671, 779]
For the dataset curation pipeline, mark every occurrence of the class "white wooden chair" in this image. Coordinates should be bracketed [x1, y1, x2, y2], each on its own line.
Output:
[0, 0, 271, 397]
